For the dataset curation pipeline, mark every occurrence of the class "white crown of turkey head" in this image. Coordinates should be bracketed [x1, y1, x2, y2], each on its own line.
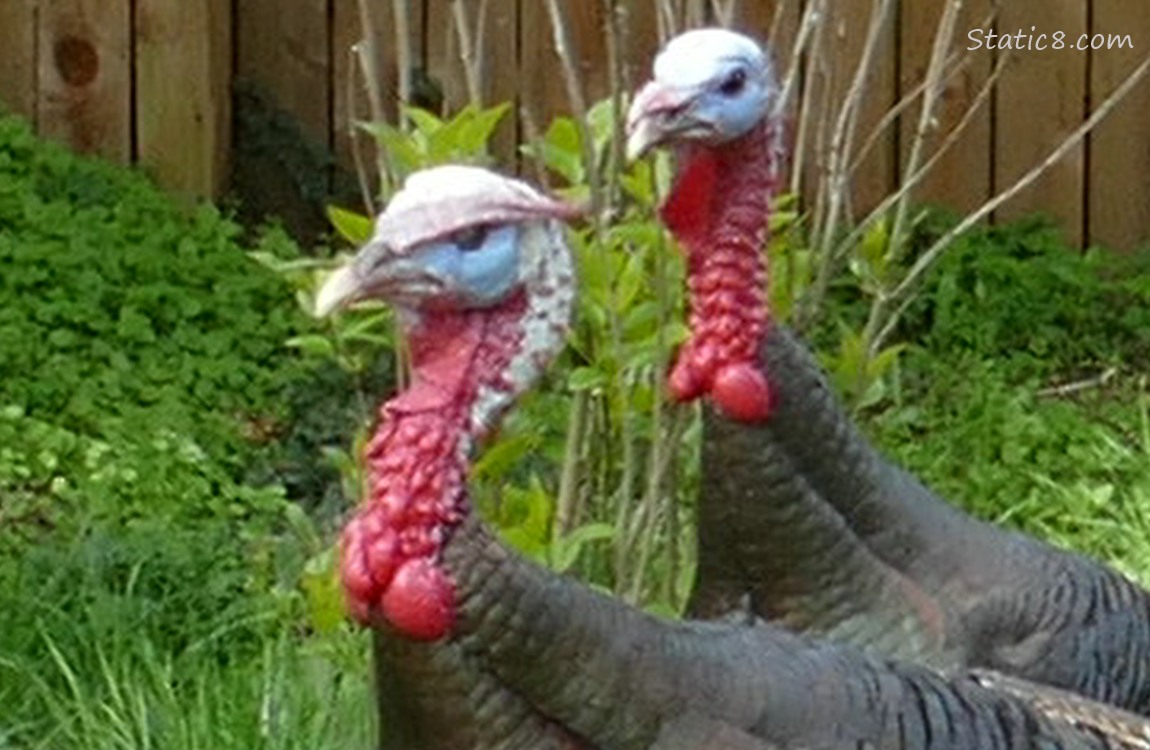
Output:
[626, 28, 778, 160]
[315, 165, 579, 316]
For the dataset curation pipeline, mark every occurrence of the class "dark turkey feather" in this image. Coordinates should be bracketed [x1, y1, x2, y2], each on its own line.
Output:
[694, 324, 1150, 714]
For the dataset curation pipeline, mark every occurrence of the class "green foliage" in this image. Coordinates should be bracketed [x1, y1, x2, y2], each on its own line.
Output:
[0, 115, 318, 474]
[898, 217, 1150, 376]
[0, 115, 371, 748]
[865, 218, 1150, 580]
[874, 355, 1150, 581]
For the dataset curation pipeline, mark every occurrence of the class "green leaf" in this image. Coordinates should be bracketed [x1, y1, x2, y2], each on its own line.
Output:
[549, 522, 615, 573]
[568, 366, 607, 392]
[326, 205, 374, 245]
[286, 334, 336, 359]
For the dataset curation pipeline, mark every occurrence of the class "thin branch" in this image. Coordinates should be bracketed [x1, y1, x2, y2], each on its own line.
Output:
[888, 0, 962, 265]
[391, 0, 414, 108]
[554, 390, 590, 538]
[801, 0, 895, 326]
[785, 0, 826, 196]
[772, 0, 821, 120]
[353, 0, 390, 193]
[1036, 369, 1118, 399]
[867, 52, 1150, 352]
[656, 0, 676, 44]
[603, 0, 626, 209]
[833, 51, 1008, 267]
[451, 0, 487, 106]
[846, 3, 998, 177]
[544, 0, 603, 216]
[346, 45, 377, 214]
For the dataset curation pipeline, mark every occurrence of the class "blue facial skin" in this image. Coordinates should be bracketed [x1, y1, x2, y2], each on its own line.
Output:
[414, 224, 522, 308]
[686, 59, 772, 143]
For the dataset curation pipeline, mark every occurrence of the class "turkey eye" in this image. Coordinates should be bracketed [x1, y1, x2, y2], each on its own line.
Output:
[719, 68, 747, 97]
[453, 225, 489, 252]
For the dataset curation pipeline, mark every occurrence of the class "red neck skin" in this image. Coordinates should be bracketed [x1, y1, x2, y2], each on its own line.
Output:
[340, 294, 527, 640]
[661, 119, 780, 422]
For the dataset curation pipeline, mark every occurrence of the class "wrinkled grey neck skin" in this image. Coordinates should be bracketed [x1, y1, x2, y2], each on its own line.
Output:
[425, 513, 1134, 750]
[691, 323, 1150, 714]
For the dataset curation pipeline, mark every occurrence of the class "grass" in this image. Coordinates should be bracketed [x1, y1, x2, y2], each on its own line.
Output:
[2, 628, 373, 750]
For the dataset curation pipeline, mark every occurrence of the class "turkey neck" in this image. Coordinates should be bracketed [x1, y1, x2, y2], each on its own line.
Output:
[663, 118, 781, 422]
[342, 298, 531, 639]
[342, 219, 576, 640]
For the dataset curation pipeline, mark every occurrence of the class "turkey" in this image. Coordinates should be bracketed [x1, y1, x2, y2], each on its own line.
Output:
[316, 164, 1150, 750]
[626, 28, 1150, 712]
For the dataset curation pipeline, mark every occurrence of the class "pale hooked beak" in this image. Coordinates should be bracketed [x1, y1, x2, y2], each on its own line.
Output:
[625, 81, 702, 161]
[314, 245, 442, 317]
[314, 264, 363, 317]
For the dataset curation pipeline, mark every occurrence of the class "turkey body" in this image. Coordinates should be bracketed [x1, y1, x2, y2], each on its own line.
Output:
[624, 27, 1150, 715]
[316, 165, 1150, 750]
[692, 324, 1150, 713]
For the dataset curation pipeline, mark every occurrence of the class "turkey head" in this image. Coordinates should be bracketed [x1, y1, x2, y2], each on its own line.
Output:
[317, 166, 579, 640]
[627, 29, 785, 422]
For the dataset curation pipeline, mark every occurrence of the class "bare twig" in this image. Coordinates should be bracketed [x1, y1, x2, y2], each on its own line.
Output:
[801, 0, 896, 326]
[833, 51, 1008, 267]
[1036, 369, 1118, 399]
[710, 0, 736, 28]
[866, 52, 1150, 352]
[451, 0, 490, 106]
[346, 45, 377, 214]
[390, 0, 414, 108]
[655, 0, 674, 44]
[544, 0, 603, 215]
[353, 0, 390, 193]
[772, 0, 821, 120]
[785, 0, 827, 197]
[888, 0, 962, 265]
[846, 4, 999, 178]
[603, 0, 627, 208]
[554, 390, 590, 537]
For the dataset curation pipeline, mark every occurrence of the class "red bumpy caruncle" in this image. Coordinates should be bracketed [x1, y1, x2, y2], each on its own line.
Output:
[340, 296, 527, 640]
[661, 119, 781, 423]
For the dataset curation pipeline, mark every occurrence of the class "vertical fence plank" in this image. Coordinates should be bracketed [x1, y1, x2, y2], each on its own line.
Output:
[844, 0, 896, 216]
[425, 0, 467, 111]
[135, 0, 231, 199]
[0, 0, 36, 118]
[484, 0, 520, 161]
[425, 0, 517, 162]
[36, 0, 131, 161]
[899, 0, 993, 215]
[519, 1, 561, 139]
[995, 2, 1087, 247]
[237, 0, 331, 146]
[1089, 0, 1150, 252]
[617, 0, 660, 92]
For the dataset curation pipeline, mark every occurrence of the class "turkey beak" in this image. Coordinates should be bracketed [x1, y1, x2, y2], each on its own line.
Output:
[314, 242, 410, 317]
[626, 81, 700, 160]
[314, 264, 360, 317]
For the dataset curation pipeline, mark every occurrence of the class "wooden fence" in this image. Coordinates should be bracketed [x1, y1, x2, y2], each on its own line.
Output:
[1, 1, 1149, 251]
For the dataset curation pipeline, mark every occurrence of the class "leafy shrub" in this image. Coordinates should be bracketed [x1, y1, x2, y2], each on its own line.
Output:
[865, 218, 1150, 579]
[897, 216, 1150, 377]
[0, 116, 311, 468]
[0, 116, 363, 744]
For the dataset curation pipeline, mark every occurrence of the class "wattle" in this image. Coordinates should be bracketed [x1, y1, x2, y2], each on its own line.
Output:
[662, 122, 779, 424]
[339, 300, 528, 640]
